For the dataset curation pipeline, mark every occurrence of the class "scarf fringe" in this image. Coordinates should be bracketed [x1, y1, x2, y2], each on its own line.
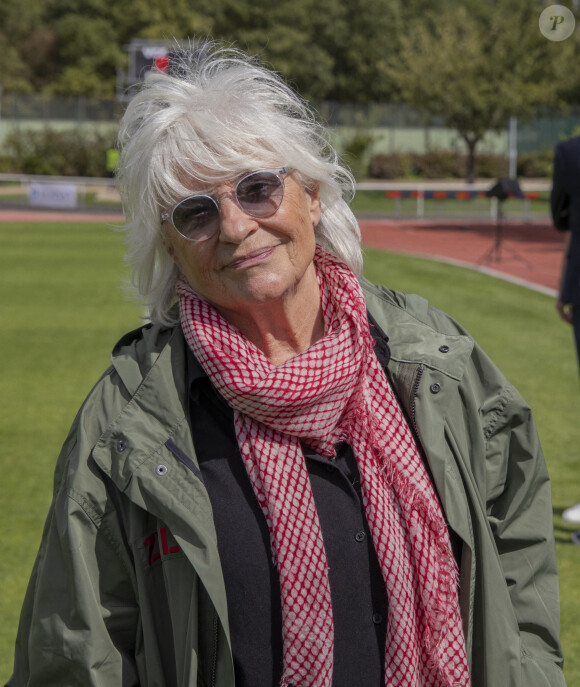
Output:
[352, 403, 462, 684]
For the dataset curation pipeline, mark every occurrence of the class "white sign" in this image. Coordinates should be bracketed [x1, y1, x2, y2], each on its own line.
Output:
[29, 182, 78, 209]
[141, 46, 168, 60]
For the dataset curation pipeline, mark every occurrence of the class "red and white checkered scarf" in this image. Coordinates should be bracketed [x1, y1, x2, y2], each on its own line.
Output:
[177, 247, 470, 687]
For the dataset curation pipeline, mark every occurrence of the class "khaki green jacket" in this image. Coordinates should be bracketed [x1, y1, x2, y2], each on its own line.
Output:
[7, 280, 566, 687]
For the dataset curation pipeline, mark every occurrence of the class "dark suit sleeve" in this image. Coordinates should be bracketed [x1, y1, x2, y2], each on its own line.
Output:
[551, 144, 570, 232]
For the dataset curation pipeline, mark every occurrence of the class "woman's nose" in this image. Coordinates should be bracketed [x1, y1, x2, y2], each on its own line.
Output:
[217, 195, 258, 243]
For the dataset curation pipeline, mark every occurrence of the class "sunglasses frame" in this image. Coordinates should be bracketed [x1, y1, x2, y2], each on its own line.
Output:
[161, 167, 290, 242]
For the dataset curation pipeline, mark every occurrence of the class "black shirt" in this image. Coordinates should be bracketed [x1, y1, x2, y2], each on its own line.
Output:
[187, 319, 392, 686]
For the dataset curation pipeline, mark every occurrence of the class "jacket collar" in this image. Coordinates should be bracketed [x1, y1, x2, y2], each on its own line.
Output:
[93, 325, 233, 637]
[103, 281, 476, 486]
[361, 278, 474, 380]
[362, 279, 476, 579]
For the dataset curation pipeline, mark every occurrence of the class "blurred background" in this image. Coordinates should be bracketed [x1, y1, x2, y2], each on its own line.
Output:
[1, 0, 579, 216]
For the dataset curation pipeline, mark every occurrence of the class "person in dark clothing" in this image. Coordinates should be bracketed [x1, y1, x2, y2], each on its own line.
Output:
[552, 135, 580, 371]
[551, 135, 580, 533]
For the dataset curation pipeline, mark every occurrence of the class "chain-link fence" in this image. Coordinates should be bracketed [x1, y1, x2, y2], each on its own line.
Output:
[2, 93, 579, 153]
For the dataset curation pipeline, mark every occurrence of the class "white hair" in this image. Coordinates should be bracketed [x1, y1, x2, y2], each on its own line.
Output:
[116, 41, 362, 324]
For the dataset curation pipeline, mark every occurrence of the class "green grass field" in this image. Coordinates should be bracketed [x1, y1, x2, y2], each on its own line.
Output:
[1, 223, 578, 683]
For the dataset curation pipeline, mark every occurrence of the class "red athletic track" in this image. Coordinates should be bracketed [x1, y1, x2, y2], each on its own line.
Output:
[359, 217, 564, 295]
[1, 211, 564, 296]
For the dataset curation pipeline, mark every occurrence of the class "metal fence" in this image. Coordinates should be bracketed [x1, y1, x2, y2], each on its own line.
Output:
[1, 93, 579, 155]
[355, 180, 550, 221]
[0, 174, 551, 221]
[0, 94, 124, 122]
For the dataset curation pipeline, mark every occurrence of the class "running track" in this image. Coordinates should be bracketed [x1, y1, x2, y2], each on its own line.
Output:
[1, 211, 564, 297]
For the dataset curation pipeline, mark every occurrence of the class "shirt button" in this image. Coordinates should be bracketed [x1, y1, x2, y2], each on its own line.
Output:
[372, 613, 383, 624]
[430, 382, 441, 394]
[354, 530, 366, 542]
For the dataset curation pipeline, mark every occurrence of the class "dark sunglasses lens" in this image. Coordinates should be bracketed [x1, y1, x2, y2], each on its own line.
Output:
[236, 171, 284, 217]
[172, 195, 219, 241]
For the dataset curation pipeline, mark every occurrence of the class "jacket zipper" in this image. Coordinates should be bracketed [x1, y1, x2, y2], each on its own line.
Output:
[409, 363, 424, 433]
[210, 609, 219, 687]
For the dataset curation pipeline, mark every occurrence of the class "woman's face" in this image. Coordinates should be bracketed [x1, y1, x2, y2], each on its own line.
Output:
[163, 171, 321, 323]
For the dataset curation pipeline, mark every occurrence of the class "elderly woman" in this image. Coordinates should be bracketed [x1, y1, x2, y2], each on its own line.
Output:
[8, 44, 565, 687]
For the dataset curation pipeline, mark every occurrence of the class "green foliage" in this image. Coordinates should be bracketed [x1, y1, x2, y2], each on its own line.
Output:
[367, 150, 511, 180]
[0, 44, 34, 94]
[340, 130, 376, 180]
[0, 0, 577, 185]
[409, 151, 464, 179]
[0, 0, 215, 97]
[516, 149, 555, 178]
[475, 153, 509, 179]
[45, 16, 124, 97]
[0, 0, 579, 118]
[316, 0, 402, 102]
[0, 0, 456, 103]
[205, 0, 403, 102]
[206, 0, 334, 101]
[368, 153, 409, 180]
[0, 0, 46, 92]
[3, 125, 117, 176]
[386, 0, 577, 180]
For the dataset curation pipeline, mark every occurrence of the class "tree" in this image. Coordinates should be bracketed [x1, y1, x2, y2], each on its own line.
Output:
[386, 0, 575, 181]
[207, 0, 406, 103]
[207, 0, 339, 101]
[0, 0, 217, 97]
[1, 0, 578, 124]
[42, 0, 215, 97]
[45, 15, 124, 97]
[308, 0, 403, 103]
[0, 0, 48, 93]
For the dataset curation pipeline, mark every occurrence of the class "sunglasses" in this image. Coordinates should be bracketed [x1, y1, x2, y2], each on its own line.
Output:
[161, 167, 290, 241]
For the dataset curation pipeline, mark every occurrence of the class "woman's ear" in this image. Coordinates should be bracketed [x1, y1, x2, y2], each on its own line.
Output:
[161, 227, 183, 272]
[307, 184, 321, 227]
[161, 224, 176, 258]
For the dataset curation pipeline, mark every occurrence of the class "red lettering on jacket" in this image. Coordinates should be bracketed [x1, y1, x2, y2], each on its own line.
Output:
[144, 527, 180, 566]
[160, 527, 180, 556]
[144, 533, 161, 565]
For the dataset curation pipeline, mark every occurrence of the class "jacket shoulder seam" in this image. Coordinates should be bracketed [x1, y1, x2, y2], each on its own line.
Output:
[482, 385, 514, 440]
[64, 485, 135, 578]
[362, 279, 474, 338]
[65, 485, 104, 528]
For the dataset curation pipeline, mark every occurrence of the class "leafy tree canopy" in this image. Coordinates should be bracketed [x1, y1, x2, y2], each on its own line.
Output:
[0, 0, 411, 101]
[0, 0, 578, 156]
[386, 0, 579, 180]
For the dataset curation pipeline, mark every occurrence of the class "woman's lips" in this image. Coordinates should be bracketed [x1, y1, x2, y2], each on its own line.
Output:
[226, 245, 276, 269]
